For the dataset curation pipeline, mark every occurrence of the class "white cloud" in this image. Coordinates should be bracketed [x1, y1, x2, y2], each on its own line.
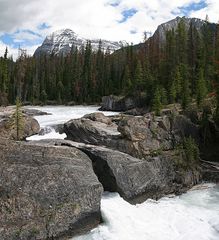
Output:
[0, 40, 18, 59]
[0, 0, 218, 58]
[13, 31, 42, 42]
[0, 40, 40, 59]
[190, 0, 219, 23]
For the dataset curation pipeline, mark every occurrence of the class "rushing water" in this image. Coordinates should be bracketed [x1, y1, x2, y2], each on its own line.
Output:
[26, 106, 219, 240]
[26, 105, 118, 140]
[74, 186, 219, 240]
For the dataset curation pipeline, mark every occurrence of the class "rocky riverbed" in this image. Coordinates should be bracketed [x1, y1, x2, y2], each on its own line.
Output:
[0, 105, 218, 239]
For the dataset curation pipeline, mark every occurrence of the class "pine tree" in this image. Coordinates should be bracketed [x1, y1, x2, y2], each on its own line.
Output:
[172, 66, 182, 102]
[133, 60, 144, 96]
[196, 68, 207, 106]
[183, 136, 199, 165]
[176, 19, 188, 64]
[169, 81, 177, 103]
[160, 87, 168, 105]
[123, 65, 132, 94]
[180, 64, 190, 109]
[152, 87, 162, 115]
[4, 47, 8, 59]
[10, 97, 24, 141]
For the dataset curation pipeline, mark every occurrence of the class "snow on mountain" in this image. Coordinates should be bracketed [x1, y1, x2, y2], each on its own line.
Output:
[34, 29, 126, 56]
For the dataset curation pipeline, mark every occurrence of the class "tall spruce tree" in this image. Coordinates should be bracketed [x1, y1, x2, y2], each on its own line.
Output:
[10, 97, 24, 141]
[152, 87, 162, 115]
[196, 68, 207, 106]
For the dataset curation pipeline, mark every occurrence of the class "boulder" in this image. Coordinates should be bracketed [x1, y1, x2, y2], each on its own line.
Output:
[117, 114, 172, 156]
[22, 108, 50, 116]
[83, 112, 112, 125]
[63, 113, 200, 159]
[63, 116, 120, 145]
[124, 107, 150, 116]
[40, 140, 201, 204]
[99, 95, 136, 111]
[0, 138, 103, 240]
[0, 115, 40, 140]
[0, 106, 41, 140]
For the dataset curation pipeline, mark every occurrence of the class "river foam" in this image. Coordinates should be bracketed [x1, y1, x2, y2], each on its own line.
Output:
[74, 184, 219, 240]
[25, 105, 118, 140]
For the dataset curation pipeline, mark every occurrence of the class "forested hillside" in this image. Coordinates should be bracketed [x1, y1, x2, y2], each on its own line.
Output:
[0, 17, 219, 117]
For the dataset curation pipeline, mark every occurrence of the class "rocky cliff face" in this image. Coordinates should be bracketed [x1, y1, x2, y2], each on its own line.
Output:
[153, 16, 207, 43]
[34, 29, 125, 56]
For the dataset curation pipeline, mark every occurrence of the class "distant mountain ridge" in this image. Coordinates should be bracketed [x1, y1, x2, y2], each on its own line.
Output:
[34, 16, 216, 57]
[153, 16, 210, 42]
[34, 29, 126, 56]
[131, 16, 216, 53]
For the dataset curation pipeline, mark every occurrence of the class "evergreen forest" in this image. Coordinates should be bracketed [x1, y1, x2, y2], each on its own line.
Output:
[1, 18, 219, 117]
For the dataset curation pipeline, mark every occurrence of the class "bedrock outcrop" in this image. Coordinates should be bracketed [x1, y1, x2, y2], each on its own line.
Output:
[0, 138, 103, 240]
[35, 139, 201, 204]
[63, 112, 200, 159]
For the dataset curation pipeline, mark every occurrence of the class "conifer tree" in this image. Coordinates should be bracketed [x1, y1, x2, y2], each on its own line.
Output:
[180, 64, 190, 109]
[10, 97, 24, 141]
[133, 60, 144, 96]
[172, 66, 182, 102]
[160, 87, 168, 105]
[169, 81, 177, 103]
[152, 87, 162, 115]
[196, 68, 207, 106]
[123, 65, 132, 94]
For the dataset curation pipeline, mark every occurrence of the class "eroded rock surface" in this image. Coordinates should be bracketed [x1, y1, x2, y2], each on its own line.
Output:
[0, 138, 103, 240]
[64, 112, 200, 159]
[36, 139, 201, 204]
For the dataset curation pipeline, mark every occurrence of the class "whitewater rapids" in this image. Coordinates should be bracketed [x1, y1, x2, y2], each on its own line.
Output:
[25, 106, 219, 240]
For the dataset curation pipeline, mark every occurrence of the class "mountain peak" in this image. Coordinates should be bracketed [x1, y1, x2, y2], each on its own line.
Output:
[153, 16, 208, 42]
[34, 29, 124, 56]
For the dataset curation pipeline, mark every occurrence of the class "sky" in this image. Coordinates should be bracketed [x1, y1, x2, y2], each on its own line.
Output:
[0, 0, 218, 59]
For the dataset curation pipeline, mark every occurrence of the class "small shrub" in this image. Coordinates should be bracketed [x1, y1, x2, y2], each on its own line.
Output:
[183, 136, 199, 165]
[174, 136, 200, 169]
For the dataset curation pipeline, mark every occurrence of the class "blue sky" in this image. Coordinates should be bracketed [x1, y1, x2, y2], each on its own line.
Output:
[178, 0, 208, 16]
[0, 0, 216, 58]
[0, 30, 45, 49]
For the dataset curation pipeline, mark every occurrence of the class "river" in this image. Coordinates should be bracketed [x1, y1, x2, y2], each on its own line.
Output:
[25, 105, 219, 240]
